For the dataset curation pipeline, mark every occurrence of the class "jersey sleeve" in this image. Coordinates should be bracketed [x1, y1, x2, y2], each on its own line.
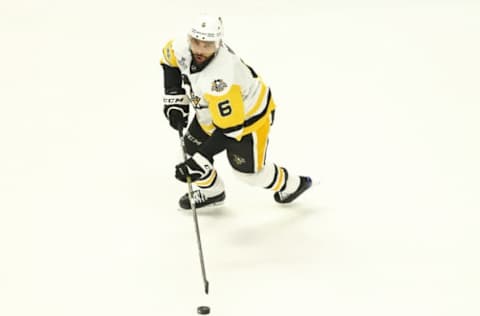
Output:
[160, 39, 185, 94]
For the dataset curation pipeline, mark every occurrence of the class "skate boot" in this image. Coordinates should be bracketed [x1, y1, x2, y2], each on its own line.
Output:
[274, 176, 312, 204]
[179, 190, 226, 210]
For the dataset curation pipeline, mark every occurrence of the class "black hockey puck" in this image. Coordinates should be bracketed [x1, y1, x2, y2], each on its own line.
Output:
[197, 306, 210, 314]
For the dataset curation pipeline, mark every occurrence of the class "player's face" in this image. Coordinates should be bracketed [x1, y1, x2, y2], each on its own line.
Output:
[189, 37, 217, 64]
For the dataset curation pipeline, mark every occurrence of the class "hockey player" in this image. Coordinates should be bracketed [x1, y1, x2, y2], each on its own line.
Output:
[160, 14, 312, 209]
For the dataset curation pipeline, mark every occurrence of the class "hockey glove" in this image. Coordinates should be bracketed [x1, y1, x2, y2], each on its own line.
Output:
[163, 91, 189, 131]
[175, 153, 213, 182]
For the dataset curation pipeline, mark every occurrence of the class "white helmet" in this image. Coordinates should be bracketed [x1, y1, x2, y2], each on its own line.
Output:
[189, 14, 223, 42]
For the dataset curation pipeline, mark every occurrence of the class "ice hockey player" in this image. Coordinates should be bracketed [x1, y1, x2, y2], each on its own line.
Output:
[160, 14, 312, 209]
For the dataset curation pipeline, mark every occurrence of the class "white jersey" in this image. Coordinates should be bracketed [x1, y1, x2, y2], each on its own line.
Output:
[160, 38, 275, 140]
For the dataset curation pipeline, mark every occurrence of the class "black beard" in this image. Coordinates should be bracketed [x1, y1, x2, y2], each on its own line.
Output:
[190, 50, 215, 73]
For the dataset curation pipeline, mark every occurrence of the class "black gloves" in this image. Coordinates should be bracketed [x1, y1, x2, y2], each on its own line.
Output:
[163, 91, 189, 131]
[175, 153, 213, 182]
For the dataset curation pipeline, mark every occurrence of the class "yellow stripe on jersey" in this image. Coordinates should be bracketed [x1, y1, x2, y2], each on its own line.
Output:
[245, 80, 267, 117]
[160, 40, 178, 67]
[242, 96, 276, 136]
[204, 84, 245, 130]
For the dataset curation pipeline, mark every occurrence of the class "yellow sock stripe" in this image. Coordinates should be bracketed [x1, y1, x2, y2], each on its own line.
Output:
[272, 167, 285, 192]
[194, 169, 217, 188]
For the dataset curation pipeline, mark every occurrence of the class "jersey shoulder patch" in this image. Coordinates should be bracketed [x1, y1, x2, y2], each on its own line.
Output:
[160, 39, 178, 67]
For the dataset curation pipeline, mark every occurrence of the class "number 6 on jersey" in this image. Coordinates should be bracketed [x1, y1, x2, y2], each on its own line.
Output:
[218, 100, 232, 116]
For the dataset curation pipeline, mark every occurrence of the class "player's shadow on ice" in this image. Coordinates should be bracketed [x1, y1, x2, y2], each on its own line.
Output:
[227, 205, 320, 245]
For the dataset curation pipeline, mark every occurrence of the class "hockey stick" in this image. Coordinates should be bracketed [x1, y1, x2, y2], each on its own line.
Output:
[178, 128, 210, 295]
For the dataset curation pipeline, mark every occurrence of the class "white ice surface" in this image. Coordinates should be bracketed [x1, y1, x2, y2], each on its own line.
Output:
[1, 1, 480, 315]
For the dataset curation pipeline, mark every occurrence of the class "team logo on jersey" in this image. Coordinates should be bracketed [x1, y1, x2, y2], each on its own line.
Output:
[189, 93, 207, 109]
[190, 95, 201, 107]
[211, 79, 227, 92]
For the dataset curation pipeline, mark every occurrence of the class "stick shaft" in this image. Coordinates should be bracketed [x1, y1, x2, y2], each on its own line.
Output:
[179, 129, 210, 294]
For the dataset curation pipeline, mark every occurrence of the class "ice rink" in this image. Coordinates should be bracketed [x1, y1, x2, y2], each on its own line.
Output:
[1, 0, 479, 315]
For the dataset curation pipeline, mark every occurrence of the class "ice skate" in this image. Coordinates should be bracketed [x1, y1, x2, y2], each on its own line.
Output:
[179, 190, 226, 210]
[274, 176, 312, 204]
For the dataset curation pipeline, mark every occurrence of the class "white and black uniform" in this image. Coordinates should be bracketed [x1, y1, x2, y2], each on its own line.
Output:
[161, 37, 300, 195]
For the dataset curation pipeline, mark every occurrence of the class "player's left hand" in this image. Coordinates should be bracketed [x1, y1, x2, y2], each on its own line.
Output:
[175, 153, 213, 182]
